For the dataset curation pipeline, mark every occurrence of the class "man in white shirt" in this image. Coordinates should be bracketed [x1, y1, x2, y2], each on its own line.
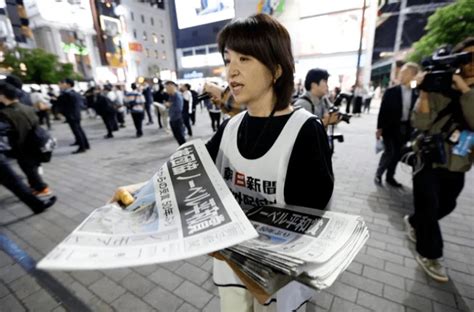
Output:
[180, 84, 193, 136]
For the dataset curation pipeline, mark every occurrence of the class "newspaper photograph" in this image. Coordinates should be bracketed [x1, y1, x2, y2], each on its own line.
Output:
[37, 140, 258, 270]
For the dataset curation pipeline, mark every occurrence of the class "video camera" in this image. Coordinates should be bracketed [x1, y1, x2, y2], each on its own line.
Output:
[328, 106, 352, 124]
[419, 45, 472, 93]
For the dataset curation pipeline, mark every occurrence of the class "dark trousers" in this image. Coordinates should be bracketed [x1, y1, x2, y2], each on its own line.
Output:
[363, 98, 372, 113]
[101, 113, 118, 136]
[209, 112, 221, 131]
[131, 112, 144, 136]
[182, 112, 193, 136]
[376, 133, 402, 180]
[156, 108, 163, 128]
[17, 155, 47, 191]
[190, 109, 196, 125]
[409, 167, 465, 259]
[68, 120, 89, 150]
[37, 111, 51, 130]
[170, 119, 186, 145]
[0, 155, 45, 212]
[116, 110, 125, 126]
[145, 104, 153, 123]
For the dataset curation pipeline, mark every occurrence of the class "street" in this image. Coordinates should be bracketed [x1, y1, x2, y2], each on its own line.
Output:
[1, 106, 473, 312]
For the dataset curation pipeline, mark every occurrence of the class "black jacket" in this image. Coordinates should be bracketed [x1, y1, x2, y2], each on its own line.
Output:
[0, 102, 38, 155]
[57, 89, 83, 122]
[377, 85, 418, 136]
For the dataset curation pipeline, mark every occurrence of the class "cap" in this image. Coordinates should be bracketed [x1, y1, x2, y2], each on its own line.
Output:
[2, 74, 23, 89]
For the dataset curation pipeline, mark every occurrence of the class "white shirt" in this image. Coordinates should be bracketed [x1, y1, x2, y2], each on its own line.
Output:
[401, 85, 412, 122]
[182, 90, 193, 114]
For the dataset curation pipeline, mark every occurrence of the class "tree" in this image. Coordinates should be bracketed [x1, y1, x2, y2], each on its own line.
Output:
[408, 0, 474, 63]
[2, 48, 82, 84]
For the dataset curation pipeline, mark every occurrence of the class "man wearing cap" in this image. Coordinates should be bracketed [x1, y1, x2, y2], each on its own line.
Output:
[57, 78, 90, 153]
[2, 74, 33, 107]
[165, 81, 186, 145]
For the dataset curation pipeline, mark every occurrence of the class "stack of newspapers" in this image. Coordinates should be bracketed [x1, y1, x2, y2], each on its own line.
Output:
[221, 204, 369, 293]
[37, 140, 368, 295]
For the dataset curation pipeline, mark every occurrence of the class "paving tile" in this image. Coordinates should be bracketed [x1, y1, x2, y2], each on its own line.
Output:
[367, 246, 404, 265]
[111, 292, 155, 312]
[148, 267, 184, 292]
[71, 270, 104, 286]
[0, 263, 26, 283]
[176, 302, 200, 312]
[143, 286, 184, 312]
[119, 271, 156, 297]
[0, 294, 26, 311]
[89, 277, 126, 303]
[383, 285, 433, 312]
[203, 296, 220, 312]
[22, 289, 60, 311]
[10, 274, 41, 300]
[404, 279, 456, 307]
[0, 251, 14, 268]
[174, 281, 213, 309]
[310, 290, 334, 310]
[103, 268, 132, 283]
[325, 280, 358, 302]
[175, 262, 210, 285]
[340, 271, 383, 296]
[331, 296, 371, 312]
[363, 266, 405, 290]
[357, 290, 404, 312]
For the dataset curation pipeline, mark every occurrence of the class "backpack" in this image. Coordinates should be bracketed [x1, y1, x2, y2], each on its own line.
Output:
[292, 95, 315, 114]
[26, 125, 57, 163]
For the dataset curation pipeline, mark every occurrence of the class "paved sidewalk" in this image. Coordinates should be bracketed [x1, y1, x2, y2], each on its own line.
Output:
[0, 108, 473, 311]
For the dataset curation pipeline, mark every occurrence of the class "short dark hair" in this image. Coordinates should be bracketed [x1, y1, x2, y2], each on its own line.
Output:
[5, 74, 23, 89]
[131, 83, 137, 90]
[165, 80, 177, 87]
[304, 69, 329, 91]
[61, 78, 75, 87]
[0, 82, 19, 100]
[217, 14, 294, 111]
[184, 83, 191, 90]
[453, 37, 474, 53]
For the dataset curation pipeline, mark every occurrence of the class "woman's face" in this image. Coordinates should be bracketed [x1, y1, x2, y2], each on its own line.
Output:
[223, 48, 274, 107]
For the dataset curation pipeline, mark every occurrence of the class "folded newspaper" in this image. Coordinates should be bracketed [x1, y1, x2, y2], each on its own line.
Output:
[37, 139, 368, 294]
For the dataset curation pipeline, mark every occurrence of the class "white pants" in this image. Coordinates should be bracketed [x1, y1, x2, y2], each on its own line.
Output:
[153, 102, 169, 130]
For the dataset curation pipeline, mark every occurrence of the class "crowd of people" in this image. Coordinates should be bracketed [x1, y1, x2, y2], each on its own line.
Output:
[0, 12, 472, 312]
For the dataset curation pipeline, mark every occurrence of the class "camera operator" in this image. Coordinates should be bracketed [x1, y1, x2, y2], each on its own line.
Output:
[405, 37, 474, 283]
[294, 68, 339, 127]
[375, 62, 420, 187]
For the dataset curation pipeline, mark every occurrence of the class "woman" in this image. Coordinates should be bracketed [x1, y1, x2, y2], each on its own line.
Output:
[207, 14, 333, 312]
[113, 14, 333, 312]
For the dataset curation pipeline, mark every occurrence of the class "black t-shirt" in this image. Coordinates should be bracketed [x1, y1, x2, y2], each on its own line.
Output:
[205, 111, 334, 210]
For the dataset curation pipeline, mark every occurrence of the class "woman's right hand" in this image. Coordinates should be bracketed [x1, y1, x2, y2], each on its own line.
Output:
[108, 182, 146, 207]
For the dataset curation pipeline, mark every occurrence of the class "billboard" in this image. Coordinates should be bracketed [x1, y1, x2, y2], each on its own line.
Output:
[174, 0, 234, 30]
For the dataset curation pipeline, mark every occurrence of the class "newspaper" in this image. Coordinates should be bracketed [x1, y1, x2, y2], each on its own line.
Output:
[224, 204, 369, 293]
[37, 140, 258, 270]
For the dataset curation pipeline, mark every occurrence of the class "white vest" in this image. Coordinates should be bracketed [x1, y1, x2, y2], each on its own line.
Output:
[214, 109, 315, 311]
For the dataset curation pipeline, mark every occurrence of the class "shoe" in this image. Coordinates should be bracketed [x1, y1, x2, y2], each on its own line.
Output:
[33, 195, 57, 214]
[386, 178, 402, 188]
[104, 134, 114, 139]
[403, 215, 416, 243]
[33, 187, 52, 198]
[374, 175, 382, 185]
[72, 148, 86, 154]
[416, 255, 449, 282]
[136, 133, 143, 138]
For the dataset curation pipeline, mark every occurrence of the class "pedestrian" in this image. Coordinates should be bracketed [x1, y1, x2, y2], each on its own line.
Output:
[180, 84, 193, 137]
[3, 74, 33, 107]
[114, 85, 126, 128]
[153, 81, 168, 130]
[208, 99, 221, 132]
[0, 81, 54, 197]
[125, 83, 146, 138]
[93, 86, 118, 139]
[57, 78, 90, 153]
[30, 85, 52, 130]
[165, 81, 186, 145]
[375, 62, 420, 187]
[142, 81, 154, 125]
[404, 37, 474, 283]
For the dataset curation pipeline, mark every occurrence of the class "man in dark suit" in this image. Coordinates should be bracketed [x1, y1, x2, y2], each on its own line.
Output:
[375, 63, 420, 187]
[57, 78, 90, 154]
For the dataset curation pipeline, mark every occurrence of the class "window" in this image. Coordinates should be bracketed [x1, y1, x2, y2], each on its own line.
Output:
[208, 46, 218, 53]
[130, 12, 134, 21]
[133, 29, 137, 39]
[160, 34, 165, 44]
[182, 50, 193, 57]
[150, 17, 154, 26]
[195, 48, 206, 55]
[141, 14, 145, 23]
[143, 31, 147, 41]
[152, 33, 158, 44]
[146, 48, 150, 57]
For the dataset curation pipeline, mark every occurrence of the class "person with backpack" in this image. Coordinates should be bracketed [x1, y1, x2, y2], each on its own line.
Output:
[0, 81, 54, 198]
[57, 78, 90, 154]
[0, 119, 56, 213]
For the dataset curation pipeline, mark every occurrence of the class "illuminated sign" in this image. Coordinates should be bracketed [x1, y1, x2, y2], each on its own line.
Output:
[175, 0, 234, 30]
[128, 42, 143, 52]
[62, 42, 89, 55]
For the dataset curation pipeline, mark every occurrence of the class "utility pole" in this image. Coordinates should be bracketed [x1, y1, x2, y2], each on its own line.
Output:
[391, 0, 407, 86]
[355, 0, 367, 88]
